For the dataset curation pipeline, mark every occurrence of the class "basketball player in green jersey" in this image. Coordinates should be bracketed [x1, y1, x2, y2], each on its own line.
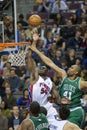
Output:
[19, 101, 49, 130]
[29, 31, 87, 128]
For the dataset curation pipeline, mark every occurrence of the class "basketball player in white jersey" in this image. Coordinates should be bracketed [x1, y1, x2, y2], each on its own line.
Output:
[26, 29, 60, 129]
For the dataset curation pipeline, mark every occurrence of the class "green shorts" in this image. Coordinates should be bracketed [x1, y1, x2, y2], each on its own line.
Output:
[67, 107, 85, 128]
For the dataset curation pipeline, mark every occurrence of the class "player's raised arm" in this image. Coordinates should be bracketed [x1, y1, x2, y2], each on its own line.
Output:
[30, 44, 66, 79]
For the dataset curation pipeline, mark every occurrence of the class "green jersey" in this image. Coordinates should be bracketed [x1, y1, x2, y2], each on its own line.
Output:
[30, 113, 49, 130]
[59, 76, 83, 108]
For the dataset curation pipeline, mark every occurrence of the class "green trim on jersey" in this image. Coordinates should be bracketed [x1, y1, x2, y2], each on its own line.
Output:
[59, 76, 83, 108]
[30, 113, 48, 130]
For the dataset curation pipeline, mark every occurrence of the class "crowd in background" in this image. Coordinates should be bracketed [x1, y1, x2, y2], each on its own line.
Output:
[0, 0, 87, 130]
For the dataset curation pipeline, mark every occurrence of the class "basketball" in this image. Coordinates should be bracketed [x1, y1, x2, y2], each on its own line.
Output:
[28, 14, 42, 27]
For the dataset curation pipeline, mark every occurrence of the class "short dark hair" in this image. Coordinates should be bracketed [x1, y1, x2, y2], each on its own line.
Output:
[59, 105, 70, 120]
[19, 14, 24, 18]
[40, 106, 47, 116]
[30, 101, 40, 115]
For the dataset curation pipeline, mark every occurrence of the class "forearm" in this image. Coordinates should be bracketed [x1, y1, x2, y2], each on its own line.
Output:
[34, 49, 66, 77]
[27, 56, 36, 74]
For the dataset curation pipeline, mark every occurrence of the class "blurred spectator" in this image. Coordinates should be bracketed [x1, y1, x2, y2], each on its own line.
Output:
[70, 13, 78, 25]
[68, 29, 83, 49]
[81, 69, 87, 81]
[76, 3, 87, 20]
[17, 14, 28, 29]
[54, 34, 66, 51]
[51, 22, 61, 36]
[1, 101, 11, 118]
[60, 19, 76, 41]
[45, 31, 54, 49]
[61, 59, 68, 72]
[37, 0, 52, 13]
[80, 20, 87, 37]
[64, 49, 76, 67]
[3, 69, 10, 80]
[1, 54, 9, 66]
[7, 68, 24, 92]
[0, 80, 10, 98]
[0, 70, 4, 87]
[15, 66, 26, 80]
[8, 105, 24, 130]
[81, 0, 87, 11]
[75, 57, 82, 67]
[81, 32, 87, 47]
[47, 41, 57, 59]
[17, 23, 26, 42]
[25, 25, 34, 41]
[0, 55, 4, 72]
[0, 96, 2, 104]
[52, 49, 62, 67]
[17, 89, 30, 109]
[77, 12, 87, 24]
[38, 20, 50, 43]
[51, 0, 68, 14]
[82, 47, 87, 70]
[3, 62, 11, 72]
[2, 16, 14, 42]
[2, 86, 17, 109]
[54, 13, 66, 25]
[0, 107, 8, 130]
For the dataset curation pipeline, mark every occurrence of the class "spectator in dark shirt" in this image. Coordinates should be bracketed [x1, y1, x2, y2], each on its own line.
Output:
[0, 80, 10, 98]
[52, 49, 62, 68]
[54, 34, 66, 51]
[60, 19, 76, 42]
[0, 73, 4, 97]
[81, 32, 87, 48]
[64, 49, 76, 68]
[2, 86, 17, 109]
[8, 105, 24, 130]
[68, 29, 83, 49]
[17, 14, 28, 29]
[70, 13, 78, 25]
[54, 13, 66, 25]
[80, 20, 87, 37]
[7, 68, 24, 92]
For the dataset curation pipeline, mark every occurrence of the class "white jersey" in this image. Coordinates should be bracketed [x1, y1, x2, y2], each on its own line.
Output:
[44, 103, 68, 130]
[29, 76, 60, 129]
[30, 76, 52, 106]
[49, 119, 68, 130]
[44, 102, 60, 129]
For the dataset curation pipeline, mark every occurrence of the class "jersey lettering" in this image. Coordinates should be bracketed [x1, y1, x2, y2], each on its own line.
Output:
[63, 91, 72, 100]
[40, 83, 50, 94]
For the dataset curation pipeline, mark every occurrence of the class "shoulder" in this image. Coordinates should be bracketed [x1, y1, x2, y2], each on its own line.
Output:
[63, 121, 81, 130]
[22, 118, 33, 127]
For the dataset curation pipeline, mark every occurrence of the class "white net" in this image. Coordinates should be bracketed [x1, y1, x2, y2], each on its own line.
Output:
[8, 51, 27, 66]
